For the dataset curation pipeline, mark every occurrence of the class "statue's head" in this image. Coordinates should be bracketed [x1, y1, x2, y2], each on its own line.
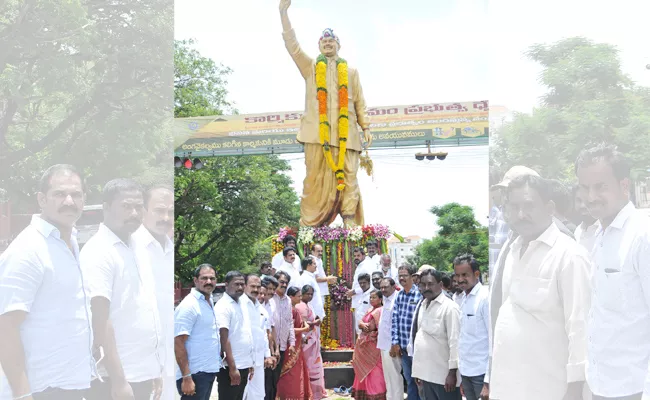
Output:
[319, 28, 340, 57]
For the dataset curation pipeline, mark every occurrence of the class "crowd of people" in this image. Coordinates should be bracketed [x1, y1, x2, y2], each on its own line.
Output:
[487, 143, 650, 400]
[175, 230, 486, 400]
[0, 164, 174, 400]
[1, 141, 648, 400]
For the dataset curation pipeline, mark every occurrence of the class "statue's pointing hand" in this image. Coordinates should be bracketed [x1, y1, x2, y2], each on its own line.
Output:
[279, 0, 291, 12]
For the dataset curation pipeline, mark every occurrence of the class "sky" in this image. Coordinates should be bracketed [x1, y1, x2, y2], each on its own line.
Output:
[174, 0, 649, 238]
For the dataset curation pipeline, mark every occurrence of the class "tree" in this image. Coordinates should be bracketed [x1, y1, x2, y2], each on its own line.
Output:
[411, 203, 488, 273]
[174, 39, 235, 118]
[491, 37, 650, 182]
[1, 0, 172, 209]
[173, 40, 300, 282]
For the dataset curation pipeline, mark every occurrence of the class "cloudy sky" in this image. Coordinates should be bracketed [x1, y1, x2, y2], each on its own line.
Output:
[175, 0, 649, 238]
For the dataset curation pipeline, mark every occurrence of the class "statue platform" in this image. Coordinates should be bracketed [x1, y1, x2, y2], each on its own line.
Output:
[272, 225, 396, 348]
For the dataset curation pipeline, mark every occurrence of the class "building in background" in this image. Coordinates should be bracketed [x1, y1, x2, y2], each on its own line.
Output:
[388, 235, 424, 267]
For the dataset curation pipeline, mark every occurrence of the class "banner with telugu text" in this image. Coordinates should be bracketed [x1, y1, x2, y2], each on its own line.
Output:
[175, 100, 489, 156]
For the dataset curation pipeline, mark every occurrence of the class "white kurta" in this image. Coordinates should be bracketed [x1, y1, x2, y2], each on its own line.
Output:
[490, 223, 592, 400]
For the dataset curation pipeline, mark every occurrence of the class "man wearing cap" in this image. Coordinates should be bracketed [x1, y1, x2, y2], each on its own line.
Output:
[279, 0, 372, 227]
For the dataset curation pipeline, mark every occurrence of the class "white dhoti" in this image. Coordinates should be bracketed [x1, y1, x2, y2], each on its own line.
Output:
[381, 350, 404, 400]
[245, 364, 265, 400]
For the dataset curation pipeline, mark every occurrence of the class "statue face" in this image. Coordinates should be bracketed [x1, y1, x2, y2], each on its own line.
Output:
[319, 37, 339, 57]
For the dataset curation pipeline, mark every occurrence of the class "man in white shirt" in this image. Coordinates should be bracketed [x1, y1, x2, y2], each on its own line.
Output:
[277, 247, 302, 289]
[379, 254, 400, 289]
[310, 243, 337, 302]
[450, 274, 463, 307]
[453, 254, 489, 400]
[367, 240, 382, 266]
[410, 268, 461, 400]
[81, 179, 162, 400]
[174, 264, 221, 400]
[572, 184, 599, 255]
[489, 174, 591, 400]
[271, 235, 301, 271]
[0, 165, 94, 400]
[260, 275, 281, 400]
[346, 247, 378, 300]
[299, 256, 325, 319]
[132, 184, 174, 400]
[214, 271, 255, 400]
[575, 144, 650, 400]
[243, 274, 274, 400]
[377, 277, 402, 400]
[353, 273, 373, 336]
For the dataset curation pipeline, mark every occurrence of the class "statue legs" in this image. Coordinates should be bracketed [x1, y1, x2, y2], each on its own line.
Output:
[300, 143, 365, 227]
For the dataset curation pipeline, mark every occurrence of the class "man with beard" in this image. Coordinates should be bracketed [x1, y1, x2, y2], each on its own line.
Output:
[453, 254, 489, 400]
[133, 185, 174, 400]
[82, 179, 162, 400]
[450, 274, 463, 306]
[575, 144, 650, 400]
[174, 264, 221, 400]
[0, 165, 94, 400]
[214, 271, 255, 400]
[379, 254, 399, 286]
[572, 185, 599, 254]
[390, 264, 422, 400]
[243, 274, 274, 400]
[410, 268, 461, 400]
[489, 174, 591, 400]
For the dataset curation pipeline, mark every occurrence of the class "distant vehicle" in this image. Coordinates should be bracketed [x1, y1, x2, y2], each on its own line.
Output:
[77, 204, 103, 248]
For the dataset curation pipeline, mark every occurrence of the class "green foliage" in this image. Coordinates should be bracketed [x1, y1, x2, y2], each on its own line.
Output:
[0, 0, 173, 208]
[491, 37, 650, 181]
[174, 156, 300, 282]
[173, 39, 299, 282]
[174, 39, 234, 118]
[412, 203, 488, 273]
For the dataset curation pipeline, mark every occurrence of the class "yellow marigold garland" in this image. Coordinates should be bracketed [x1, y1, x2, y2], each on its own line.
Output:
[316, 54, 349, 191]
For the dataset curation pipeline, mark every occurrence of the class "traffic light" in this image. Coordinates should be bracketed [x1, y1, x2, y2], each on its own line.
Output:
[174, 154, 204, 170]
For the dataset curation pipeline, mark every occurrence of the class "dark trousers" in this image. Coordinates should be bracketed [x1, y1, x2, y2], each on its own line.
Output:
[265, 351, 285, 400]
[400, 350, 420, 400]
[460, 374, 485, 400]
[421, 381, 462, 400]
[176, 372, 217, 400]
[217, 367, 250, 400]
[31, 388, 87, 400]
[88, 378, 154, 400]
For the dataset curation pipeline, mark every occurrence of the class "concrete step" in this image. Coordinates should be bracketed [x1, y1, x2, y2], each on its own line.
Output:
[323, 361, 353, 389]
[321, 349, 353, 363]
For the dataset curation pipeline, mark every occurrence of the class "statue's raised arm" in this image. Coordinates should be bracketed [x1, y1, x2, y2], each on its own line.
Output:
[279, 0, 313, 79]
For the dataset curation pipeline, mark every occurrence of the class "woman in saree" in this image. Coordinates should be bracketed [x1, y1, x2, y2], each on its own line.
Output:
[296, 285, 327, 400]
[276, 286, 313, 400]
[351, 289, 386, 400]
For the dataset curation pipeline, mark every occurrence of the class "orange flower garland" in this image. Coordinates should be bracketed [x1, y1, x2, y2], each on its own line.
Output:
[316, 54, 349, 191]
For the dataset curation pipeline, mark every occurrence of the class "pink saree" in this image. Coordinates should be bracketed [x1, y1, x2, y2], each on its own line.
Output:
[276, 306, 313, 400]
[296, 302, 327, 400]
[351, 307, 386, 400]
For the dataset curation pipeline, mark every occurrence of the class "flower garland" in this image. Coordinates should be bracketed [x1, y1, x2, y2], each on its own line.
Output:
[316, 54, 349, 191]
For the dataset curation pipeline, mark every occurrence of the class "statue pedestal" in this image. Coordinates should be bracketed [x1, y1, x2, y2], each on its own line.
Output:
[273, 225, 392, 348]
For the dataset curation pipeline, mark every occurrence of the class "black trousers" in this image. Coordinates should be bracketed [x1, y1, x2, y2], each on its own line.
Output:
[88, 378, 154, 400]
[217, 367, 250, 400]
[265, 351, 286, 400]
